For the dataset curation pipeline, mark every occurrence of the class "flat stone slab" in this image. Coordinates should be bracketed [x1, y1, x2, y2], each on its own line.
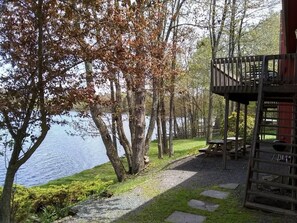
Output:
[188, 199, 219, 212]
[219, 183, 239, 190]
[165, 211, 206, 223]
[200, 190, 229, 199]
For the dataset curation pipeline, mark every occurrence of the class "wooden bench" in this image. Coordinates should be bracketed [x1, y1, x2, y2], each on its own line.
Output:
[199, 147, 208, 153]
[228, 145, 251, 159]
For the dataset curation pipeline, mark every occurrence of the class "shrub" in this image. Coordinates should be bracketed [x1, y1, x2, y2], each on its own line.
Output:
[221, 112, 255, 143]
[10, 179, 113, 222]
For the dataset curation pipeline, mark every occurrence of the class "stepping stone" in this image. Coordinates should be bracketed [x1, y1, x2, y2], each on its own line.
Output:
[219, 183, 239, 190]
[165, 211, 206, 223]
[200, 190, 229, 199]
[188, 199, 219, 212]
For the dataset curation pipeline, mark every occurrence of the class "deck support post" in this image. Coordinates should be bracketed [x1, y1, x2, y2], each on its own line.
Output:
[223, 94, 230, 169]
[243, 104, 248, 156]
[235, 102, 240, 160]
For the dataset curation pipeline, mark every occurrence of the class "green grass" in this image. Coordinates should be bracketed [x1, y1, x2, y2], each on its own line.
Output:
[114, 185, 285, 223]
[41, 138, 206, 194]
[14, 138, 205, 222]
[26, 138, 290, 222]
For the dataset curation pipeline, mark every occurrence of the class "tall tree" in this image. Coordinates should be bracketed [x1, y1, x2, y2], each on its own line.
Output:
[64, 0, 168, 175]
[0, 1, 78, 222]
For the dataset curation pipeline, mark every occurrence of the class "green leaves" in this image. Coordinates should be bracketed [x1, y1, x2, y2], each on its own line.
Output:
[10, 179, 113, 222]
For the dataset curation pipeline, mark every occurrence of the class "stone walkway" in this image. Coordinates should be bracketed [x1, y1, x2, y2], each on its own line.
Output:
[55, 157, 200, 223]
[56, 155, 248, 223]
[165, 183, 239, 223]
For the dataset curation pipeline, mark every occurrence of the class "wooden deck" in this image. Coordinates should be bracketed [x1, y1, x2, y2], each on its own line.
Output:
[211, 54, 297, 103]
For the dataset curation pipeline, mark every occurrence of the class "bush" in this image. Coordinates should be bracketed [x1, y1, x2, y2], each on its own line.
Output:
[10, 179, 113, 222]
[221, 112, 255, 143]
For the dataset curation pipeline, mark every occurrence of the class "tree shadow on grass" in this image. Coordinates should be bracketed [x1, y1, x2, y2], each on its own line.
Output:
[111, 155, 252, 223]
[71, 154, 297, 223]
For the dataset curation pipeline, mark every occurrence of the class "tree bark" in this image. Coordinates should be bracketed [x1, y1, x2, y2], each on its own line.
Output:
[160, 78, 168, 154]
[157, 98, 163, 159]
[110, 80, 118, 150]
[85, 62, 126, 181]
[173, 105, 181, 138]
[126, 79, 135, 143]
[0, 166, 17, 223]
[169, 83, 175, 157]
[114, 74, 133, 173]
[207, 0, 229, 142]
[183, 96, 188, 138]
[90, 106, 127, 181]
[131, 85, 146, 173]
[0, 1, 49, 221]
[144, 77, 158, 155]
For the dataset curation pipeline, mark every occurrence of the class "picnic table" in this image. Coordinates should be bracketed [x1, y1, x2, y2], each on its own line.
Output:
[226, 137, 244, 159]
[199, 137, 244, 157]
[201, 139, 233, 156]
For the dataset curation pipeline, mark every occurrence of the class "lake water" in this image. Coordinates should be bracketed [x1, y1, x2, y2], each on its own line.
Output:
[0, 114, 154, 187]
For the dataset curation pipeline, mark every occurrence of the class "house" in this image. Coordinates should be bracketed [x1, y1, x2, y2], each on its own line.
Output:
[211, 0, 297, 215]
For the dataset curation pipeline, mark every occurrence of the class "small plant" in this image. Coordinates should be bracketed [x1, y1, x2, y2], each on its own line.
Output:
[10, 180, 113, 222]
[221, 112, 255, 143]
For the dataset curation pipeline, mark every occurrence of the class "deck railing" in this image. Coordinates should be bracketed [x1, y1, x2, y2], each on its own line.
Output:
[211, 53, 297, 94]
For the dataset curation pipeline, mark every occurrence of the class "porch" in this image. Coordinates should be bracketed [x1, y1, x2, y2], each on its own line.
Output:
[211, 54, 297, 103]
[211, 53, 297, 215]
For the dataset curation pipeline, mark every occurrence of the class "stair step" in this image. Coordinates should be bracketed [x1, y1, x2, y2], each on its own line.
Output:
[265, 110, 297, 115]
[263, 104, 278, 108]
[259, 132, 296, 138]
[260, 124, 295, 129]
[253, 158, 297, 168]
[263, 117, 293, 121]
[264, 96, 295, 101]
[247, 190, 297, 204]
[255, 149, 297, 158]
[249, 179, 297, 191]
[244, 201, 297, 216]
[251, 168, 297, 179]
[244, 86, 297, 215]
[256, 140, 297, 148]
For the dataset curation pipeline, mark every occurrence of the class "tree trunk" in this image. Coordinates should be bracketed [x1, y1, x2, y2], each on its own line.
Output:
[114, 75, 133, 173]
[131, 85, 146, 173]
[144, 77, 158, 155]
[0, 166, 17, 223]
[90, 108, 127, 181]
[169, 86, 174, 157]
[157, 100, 163, 159]
[126, 81, 135, 143]
[160, 79, 168, 154]
[207, 0, 229, 142]
[110, 80, 118, 150]
[0, 1, 48, 221]
[183, 96, 188, 138]
[173, 105, 181, 138]
[191, 99, 197, 138]
[237, 0, 247, 57]
[85, 62, 126, 181]
[228, 0, 236, 58]
[116, 113, 133, 174]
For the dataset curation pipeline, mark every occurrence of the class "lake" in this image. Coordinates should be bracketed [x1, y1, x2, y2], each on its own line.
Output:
[0, 114, 154, 187]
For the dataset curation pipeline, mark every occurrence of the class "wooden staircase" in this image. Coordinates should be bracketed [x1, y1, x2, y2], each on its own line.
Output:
[244, 76, 297, 215]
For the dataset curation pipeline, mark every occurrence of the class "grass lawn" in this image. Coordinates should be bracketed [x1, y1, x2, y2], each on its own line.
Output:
[114, 185, 286, 223]
[29, 137, 292, 222]
[41, 138, 207, 194]
[9, 138, 206, 222]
